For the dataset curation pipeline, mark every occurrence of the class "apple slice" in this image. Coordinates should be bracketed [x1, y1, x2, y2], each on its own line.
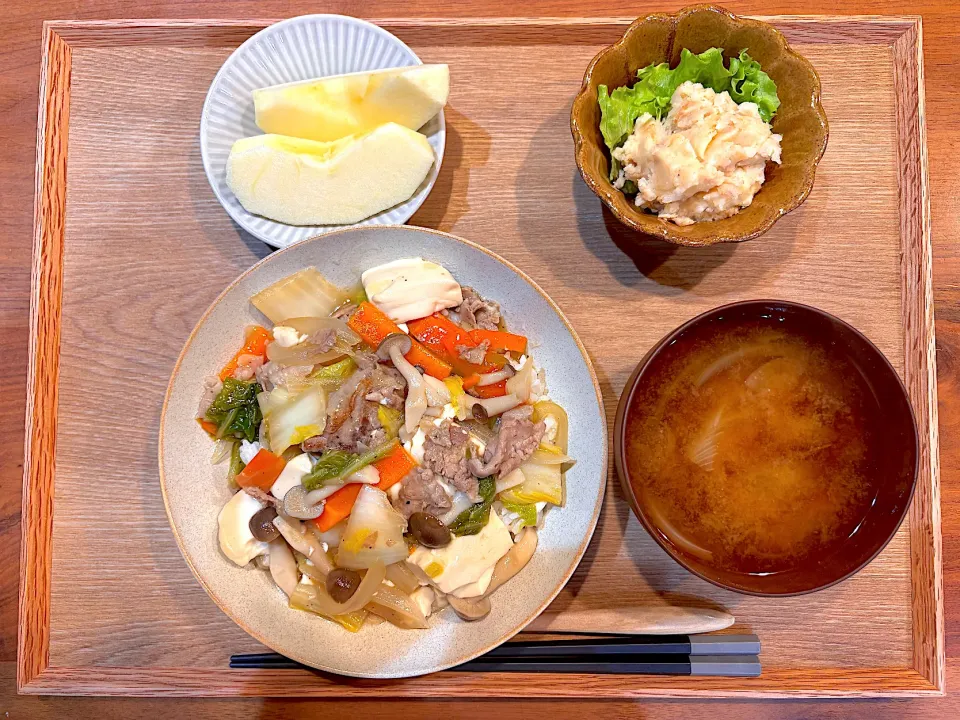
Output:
[253, 64, 449, 142]
[226, 123, 435, 226]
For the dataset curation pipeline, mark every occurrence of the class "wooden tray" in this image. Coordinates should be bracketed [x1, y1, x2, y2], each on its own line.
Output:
[20, 16, 942, 697]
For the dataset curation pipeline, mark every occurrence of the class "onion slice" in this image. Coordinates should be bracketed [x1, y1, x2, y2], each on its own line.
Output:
[299, 561, 385, 617]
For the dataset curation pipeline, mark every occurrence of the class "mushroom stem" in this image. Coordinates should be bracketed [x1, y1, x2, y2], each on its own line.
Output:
[389, 344, 427, 433]
[476, 366, 516, 386]
[465, 393, 523, 419]
[485, 527, 538, 596]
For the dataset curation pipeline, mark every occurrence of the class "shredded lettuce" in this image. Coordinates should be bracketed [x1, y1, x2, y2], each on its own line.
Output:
[597, 48, 780, 182]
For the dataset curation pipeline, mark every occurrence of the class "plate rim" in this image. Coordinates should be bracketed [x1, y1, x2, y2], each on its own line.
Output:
[158, 225, 608, 678]
[198, 14, 447, 248]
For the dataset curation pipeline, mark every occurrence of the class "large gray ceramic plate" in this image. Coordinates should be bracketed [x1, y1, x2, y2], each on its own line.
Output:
[159, 226, 607, 678]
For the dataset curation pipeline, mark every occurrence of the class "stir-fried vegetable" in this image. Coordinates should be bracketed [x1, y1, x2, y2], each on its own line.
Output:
[499, 458, 563, 506]
[226, 441, 245, 487]
[198, 418, 219, 436]
[444, 376, 470, 420]
[219, 326, 272, 381]
[449, 476, 496, 536]
[273, 515, 334, 573]
[204, 378, 263, 442]
[235, 448, 287, 491]
[407, 314, 507, 377]
[336, 486, 409, 569]
[251, 268, 347, 324]
[506, 356, 536, 402]
[289, 582, 369, 632]
[470, 329, 527, 354]
[301, 439, 398, 491]
[211, 438, 235, 465]
[297, 561, 385, 617]
[266, 316, 361, 367]
[470, 380, 508, 399]
[501, 499, 537, 528]
[505, 401, 574, 506]
[309, 357, 356, 390]
[269, 539, 299, 597]
[533, 401, 568, 450]
[347, 302, 452, 379]
[367, 584, 429, 629]
[385, 561, 421, 594]
[258, 385, 326, 455]
[313, 444, 417, 532]
[284, 316, 361, 345]
[378, 405, 403, 439]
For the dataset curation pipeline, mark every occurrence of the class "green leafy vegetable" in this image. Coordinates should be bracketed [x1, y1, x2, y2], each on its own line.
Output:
[226, 441, 245, 488]
[205, 378, 262, 442]
[597, 47, 780, 182]
[301, 439, 398, 491]
[501, 499, 537, 529]
[727, 50, 781, 124]
[309, 357, 356, 390]
[450, 477, 496, 536]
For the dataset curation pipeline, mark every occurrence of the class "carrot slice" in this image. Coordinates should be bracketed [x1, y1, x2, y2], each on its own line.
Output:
[312, 445, 417, 532]
[407, 314, 507, 377]
[347, 302, 451, 379]
[219, 326, 273, 381]
[470, 380, 508, 398]
[235, 449, 287, 491]
[197, 418, 219, 436]
[471, 329, 527, 355]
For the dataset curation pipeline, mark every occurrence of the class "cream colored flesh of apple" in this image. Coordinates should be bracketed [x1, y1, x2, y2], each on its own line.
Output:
[226, 123, 435, 226]
[253, 64, 449, 142]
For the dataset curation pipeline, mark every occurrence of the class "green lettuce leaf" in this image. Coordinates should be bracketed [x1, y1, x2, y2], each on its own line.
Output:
[728, 49, 780, 123]
[597, 48, 780, 183]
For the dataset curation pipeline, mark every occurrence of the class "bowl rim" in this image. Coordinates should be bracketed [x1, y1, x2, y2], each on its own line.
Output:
[613, 299, 920, 597]
[571, 3, 830, 247]
[158, 224, 609, 677]
[198, 14, 446, 249]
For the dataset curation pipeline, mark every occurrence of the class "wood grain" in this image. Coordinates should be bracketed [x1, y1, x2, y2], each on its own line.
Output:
[17, 22, 71, 691]
[0, 1, 955, 714]
[892, 20, 945, 693]
[14, 15, 940, 699]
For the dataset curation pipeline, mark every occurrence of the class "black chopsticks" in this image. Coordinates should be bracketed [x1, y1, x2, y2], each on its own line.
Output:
[230, 633, 761, 677]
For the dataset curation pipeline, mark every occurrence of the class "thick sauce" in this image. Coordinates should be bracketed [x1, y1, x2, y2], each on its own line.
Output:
[625, 321, 879, 574]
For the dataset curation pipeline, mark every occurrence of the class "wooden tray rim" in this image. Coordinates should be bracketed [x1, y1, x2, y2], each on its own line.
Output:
[19, 15, 943, 698]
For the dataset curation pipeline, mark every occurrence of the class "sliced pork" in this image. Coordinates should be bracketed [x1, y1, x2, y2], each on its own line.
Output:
[394, 467, 453, 518]
[422, 421, 478, 500]
[456, 287, 501, 331]
[468, 405, 545, 478]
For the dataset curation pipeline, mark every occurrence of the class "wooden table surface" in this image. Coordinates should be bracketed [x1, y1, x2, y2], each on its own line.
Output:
[1, 0, 957, 716]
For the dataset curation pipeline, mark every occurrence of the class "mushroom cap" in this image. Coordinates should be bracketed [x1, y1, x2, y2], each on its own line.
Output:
[448, 594, 492, 621]
[282, 484, 325, 520]
[376, 332, 413, 362]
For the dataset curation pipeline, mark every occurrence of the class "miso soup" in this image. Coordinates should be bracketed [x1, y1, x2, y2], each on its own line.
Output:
[624, 320, 881, 574]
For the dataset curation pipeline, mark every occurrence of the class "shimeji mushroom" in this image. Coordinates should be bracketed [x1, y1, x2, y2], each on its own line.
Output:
[376, 333, 427, 433]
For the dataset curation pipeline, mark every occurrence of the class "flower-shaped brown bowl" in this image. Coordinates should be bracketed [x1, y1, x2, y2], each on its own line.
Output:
[571, 4, 828, 247]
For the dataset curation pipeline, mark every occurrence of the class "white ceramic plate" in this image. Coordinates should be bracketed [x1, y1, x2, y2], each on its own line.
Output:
[159, 226, 607, 678]
[200, 15, 446, 248]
